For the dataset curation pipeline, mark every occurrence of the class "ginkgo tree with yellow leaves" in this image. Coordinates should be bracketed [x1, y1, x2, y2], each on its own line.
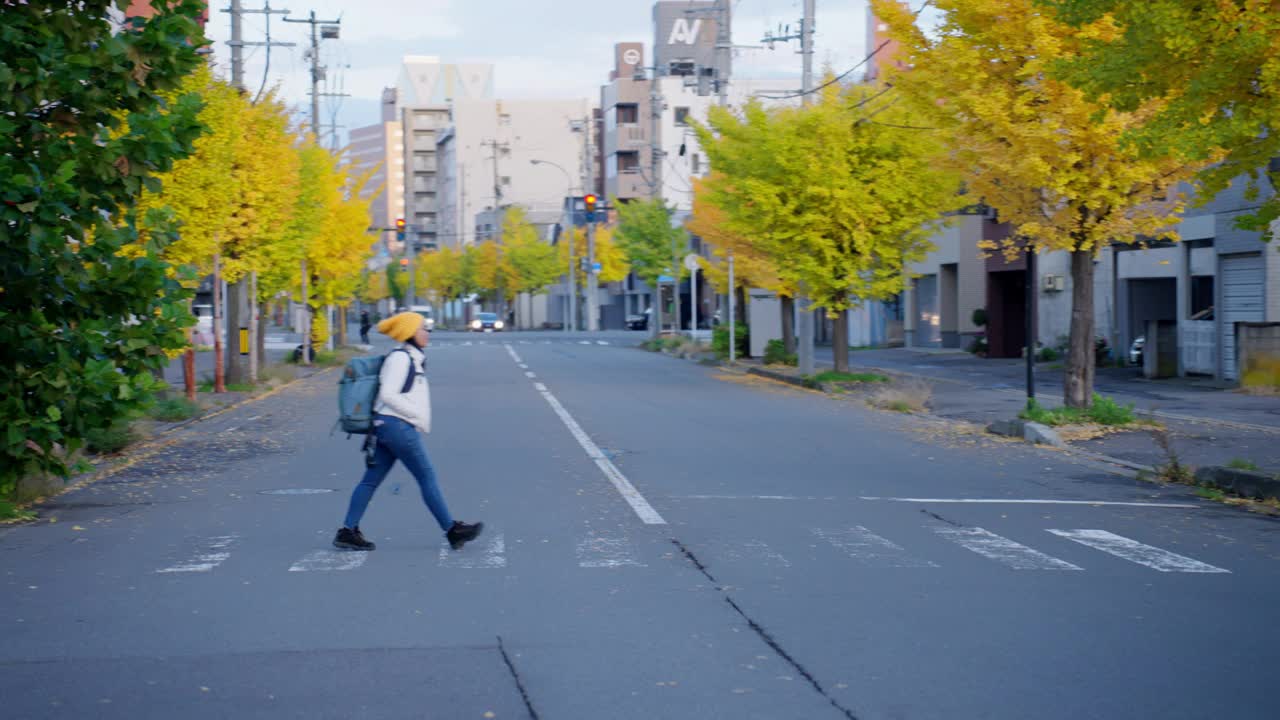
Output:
[695, 84, 962, 372]
[687, 175, 788, 329]
[873, 0, 1213, 407]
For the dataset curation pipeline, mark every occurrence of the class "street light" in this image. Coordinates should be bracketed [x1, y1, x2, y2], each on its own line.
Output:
[531, 159, 579, 332]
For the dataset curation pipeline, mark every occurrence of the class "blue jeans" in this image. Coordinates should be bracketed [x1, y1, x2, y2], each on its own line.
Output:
[343, 415, 455, 532]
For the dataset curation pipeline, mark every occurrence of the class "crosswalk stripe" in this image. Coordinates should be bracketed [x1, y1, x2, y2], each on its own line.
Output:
[289, 549, 369, 572]
[935, 527, 1082, 570]
[156, 535, 237, 573]
[438, 533, 506, 569]
[813, 527, 939, 568]
[577, 535, 645, 568]
[1048, 529, 1230, 573]
[715, 539, 790, 568]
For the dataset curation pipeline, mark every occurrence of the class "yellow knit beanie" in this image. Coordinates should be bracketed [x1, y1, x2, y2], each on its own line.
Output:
[377, 312, 425, 342]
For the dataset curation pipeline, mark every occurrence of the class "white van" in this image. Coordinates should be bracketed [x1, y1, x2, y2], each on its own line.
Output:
[408, 305, 435, 330]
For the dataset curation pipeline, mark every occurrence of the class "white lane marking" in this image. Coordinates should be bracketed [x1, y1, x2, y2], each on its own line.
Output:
[935, 527, 1082, 571]
[504, 345, 663, 525]
[288, 549, 369, 573]
[813, 527, 938, 568]
[1049, 527, 1228, 571]
[503, 344, 523, 364]
[518, 364, 528, 369]
[1047, 529, 1229, 573]
[525, 371, 537, 379]
[577, 535, 645, 567]
[578, 341, 591, 345]
[596, 341, 609, 346]
[438, 533, 506, 568]
[156, 536, 237, 573]
[861, 498, 1199, 508]
[675, 494, 838, 501]
[538, 387, 666, 525]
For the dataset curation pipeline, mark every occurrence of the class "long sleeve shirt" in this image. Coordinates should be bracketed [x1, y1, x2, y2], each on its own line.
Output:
[373, 343, 431, 433]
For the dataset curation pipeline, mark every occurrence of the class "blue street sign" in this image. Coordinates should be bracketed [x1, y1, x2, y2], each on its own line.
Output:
[657, 275, 675, 283]
[591, 262, 602, 272]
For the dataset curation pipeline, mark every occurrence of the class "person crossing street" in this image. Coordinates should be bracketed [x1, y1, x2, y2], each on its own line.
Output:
[334, 311, 483, 551]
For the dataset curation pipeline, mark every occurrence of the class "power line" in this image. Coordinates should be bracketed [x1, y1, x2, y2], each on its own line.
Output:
[755, 0, 935, 100]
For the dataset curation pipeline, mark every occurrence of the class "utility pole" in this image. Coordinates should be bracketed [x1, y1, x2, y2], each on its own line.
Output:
[284, 11, 339, 363]
[715, 0, 732, 105]
[645, 67, 679, 335]
[482, 139, 510, 209]
[580, 119, 599, 332]
[283, 11, 341, 140]
[795, 0, 817, 376]
[222, 0, 293, 384]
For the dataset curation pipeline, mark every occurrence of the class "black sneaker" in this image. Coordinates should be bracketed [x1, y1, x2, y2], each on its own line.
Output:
[446, 521, 484, 550]
[333, 526, 376, 551]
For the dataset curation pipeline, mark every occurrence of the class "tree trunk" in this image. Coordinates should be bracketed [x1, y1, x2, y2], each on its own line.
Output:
[225, 279, 245, 385]
[184, 298, 196, 402]
[337, 305, 348, 347]
[184, 347, 196, 402]
[780, 295, 796, 354]
[213, 253, 226, 393]
[735, 285, 747, 325]
[1065, 248, 1096, 408]
[833, 308, 850, 373]
[256, 303, 267, 377]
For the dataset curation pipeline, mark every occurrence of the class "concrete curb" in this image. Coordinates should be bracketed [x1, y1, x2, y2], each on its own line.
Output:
[986, 419, 1066, 449]
[745, 366, 820, 391]
[1195, 466, 1280, 501]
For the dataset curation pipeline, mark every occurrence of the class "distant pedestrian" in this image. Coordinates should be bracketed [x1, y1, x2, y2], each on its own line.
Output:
[358, 310, 371, 344]
[333, 312, 484, 551]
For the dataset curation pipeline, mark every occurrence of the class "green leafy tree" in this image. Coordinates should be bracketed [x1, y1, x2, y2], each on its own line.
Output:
[1043, 0, 1279, 237]
[615, 197, 687, 332]
[875, 0, 1210, 407]
[0, 0, 207, 492]
[697, 86, 963, 371]
[499, 207, 563, 312]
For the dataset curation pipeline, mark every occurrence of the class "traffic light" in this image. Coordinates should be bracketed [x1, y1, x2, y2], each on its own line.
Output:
[583, 194, 598, 223]
[395, 218, 406, 242]
[399, 257, 409, 267]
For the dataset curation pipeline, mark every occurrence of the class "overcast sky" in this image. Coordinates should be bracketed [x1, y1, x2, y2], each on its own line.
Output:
[204, 0, 876, 146]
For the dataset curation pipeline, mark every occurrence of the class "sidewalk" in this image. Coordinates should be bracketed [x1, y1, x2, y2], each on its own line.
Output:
[784, 346, 1280, 475]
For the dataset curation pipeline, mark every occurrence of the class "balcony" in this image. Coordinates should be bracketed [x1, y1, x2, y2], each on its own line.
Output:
[618, 125, 648, 150]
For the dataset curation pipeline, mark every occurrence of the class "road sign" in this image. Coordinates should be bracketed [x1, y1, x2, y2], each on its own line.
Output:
[657, 275, 675, 283]
[683, 253, 700, 272]
[591, 262, 602, 273]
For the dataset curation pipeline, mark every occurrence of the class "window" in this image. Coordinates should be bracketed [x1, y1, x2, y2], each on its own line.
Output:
[617, 103, 639, 124]
[501, 176, 512, 186]
[1190, 275, 1215, 319]
[618, 151, 640, 173]
[691, 153, 701, 175]
[499, 113, 512, 126]
[674, 107, 691, 126]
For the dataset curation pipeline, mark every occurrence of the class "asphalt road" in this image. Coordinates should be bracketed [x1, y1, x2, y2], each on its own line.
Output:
[3, 330, 1277, 719]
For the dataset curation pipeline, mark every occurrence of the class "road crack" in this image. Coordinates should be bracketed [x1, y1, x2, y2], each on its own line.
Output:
[497, 634, 541, 720]
[671, 539, 860, 720]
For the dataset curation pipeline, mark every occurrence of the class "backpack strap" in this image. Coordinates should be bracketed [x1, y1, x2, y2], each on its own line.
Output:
[394, 346, 418, 394]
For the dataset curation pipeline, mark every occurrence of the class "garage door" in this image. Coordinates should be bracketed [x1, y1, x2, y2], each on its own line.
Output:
[1222, 254, 1264, 381]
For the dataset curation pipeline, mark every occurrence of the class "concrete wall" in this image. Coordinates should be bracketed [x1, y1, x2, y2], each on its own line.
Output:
[1238, 323, 1280, 388]
[438, 99, 589, 248]
[905, 215, 985, 347]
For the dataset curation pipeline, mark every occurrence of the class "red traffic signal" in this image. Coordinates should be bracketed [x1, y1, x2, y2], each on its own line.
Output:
[395, 218, 406, 231]
[399, 258, 409, 267]
[583, 194, 598, 211]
